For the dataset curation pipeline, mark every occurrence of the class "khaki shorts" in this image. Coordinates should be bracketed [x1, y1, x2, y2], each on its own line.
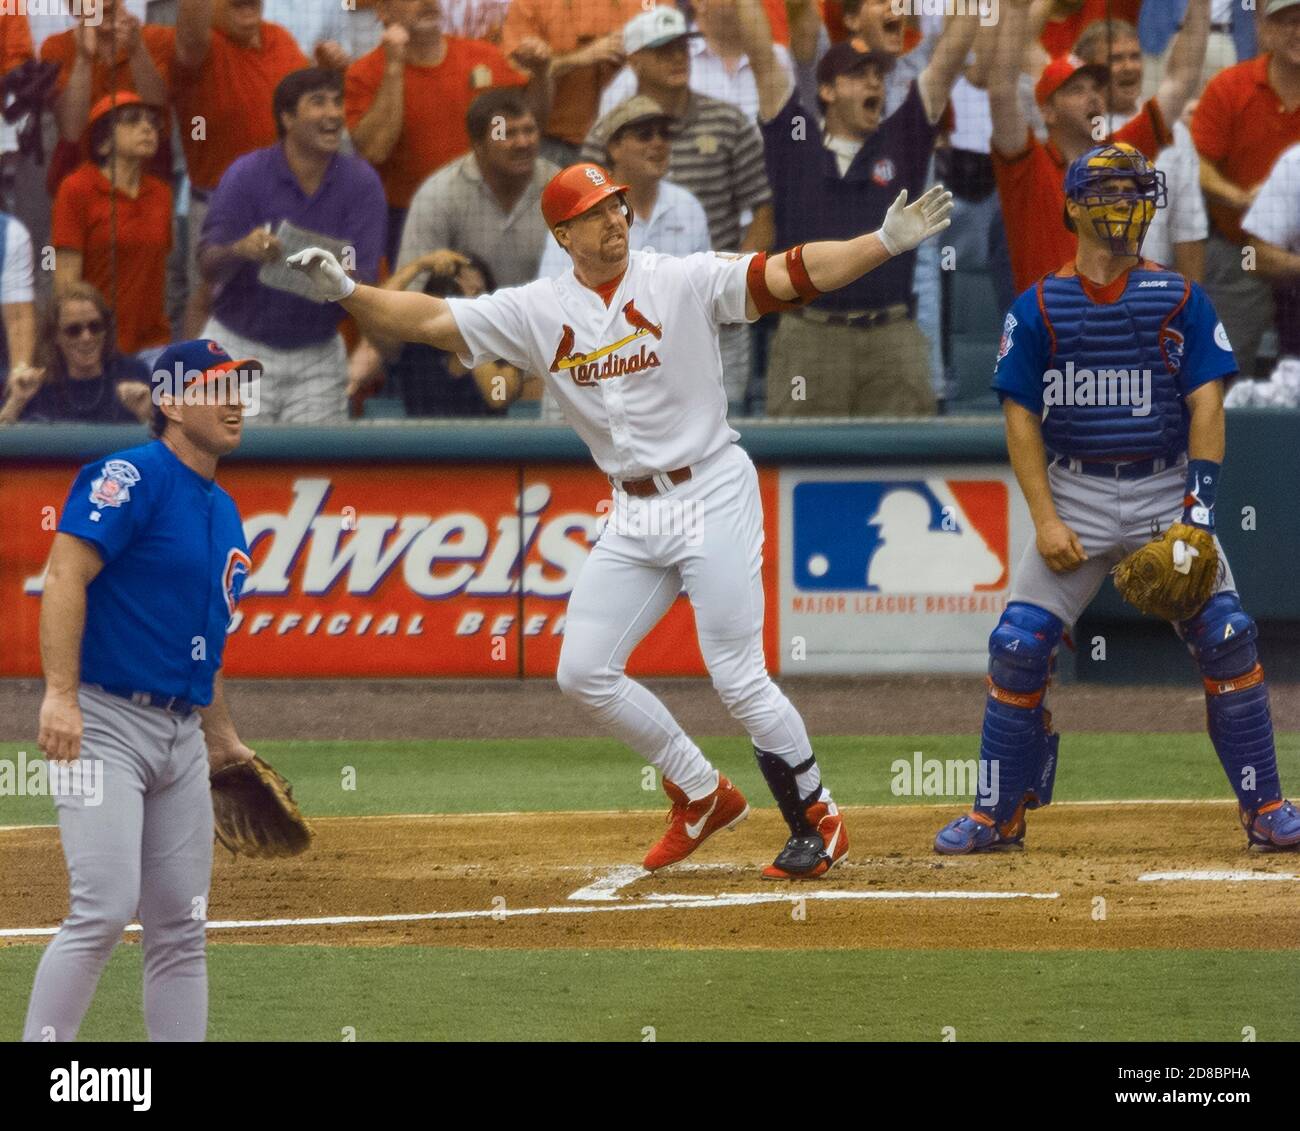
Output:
[765, 310, 936, 417]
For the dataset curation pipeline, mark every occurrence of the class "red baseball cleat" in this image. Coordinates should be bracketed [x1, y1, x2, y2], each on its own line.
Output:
[643, 775, 749, 871]
[762, 800, 848, 879]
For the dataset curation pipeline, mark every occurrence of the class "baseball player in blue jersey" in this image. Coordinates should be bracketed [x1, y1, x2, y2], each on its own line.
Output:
[934, 143, 1300, 855]
[24, 339, 260, 1042]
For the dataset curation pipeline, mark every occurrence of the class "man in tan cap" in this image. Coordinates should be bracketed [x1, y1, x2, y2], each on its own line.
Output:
[538, 96, 708, 278]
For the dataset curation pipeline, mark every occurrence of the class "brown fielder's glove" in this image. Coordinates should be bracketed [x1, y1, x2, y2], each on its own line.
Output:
[1112, 522, 1219, 623]
[210, 754, 314, 858]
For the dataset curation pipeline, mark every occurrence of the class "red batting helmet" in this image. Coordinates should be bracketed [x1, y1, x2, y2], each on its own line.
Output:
[541, 163, 630, 229]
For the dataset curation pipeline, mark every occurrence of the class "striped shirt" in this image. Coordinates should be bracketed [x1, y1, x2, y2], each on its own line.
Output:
[580, 92, 771, 253]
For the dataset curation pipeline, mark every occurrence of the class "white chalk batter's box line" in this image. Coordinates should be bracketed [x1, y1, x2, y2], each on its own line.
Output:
[0, 862, 1293, 940]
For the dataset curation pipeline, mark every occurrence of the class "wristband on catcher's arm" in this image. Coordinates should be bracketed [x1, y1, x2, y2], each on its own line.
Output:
[745, 246, 823, 315]
[1182, 458, 1220, 531]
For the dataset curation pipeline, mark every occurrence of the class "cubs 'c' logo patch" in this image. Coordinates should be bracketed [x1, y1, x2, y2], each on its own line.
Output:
[871, 159, 896, 187]
[1160, 326, 1185, 375]
[88, 459, 141, 510]
[224, 548, 252, 615]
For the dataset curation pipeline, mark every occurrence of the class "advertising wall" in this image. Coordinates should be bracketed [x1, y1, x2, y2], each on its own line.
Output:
[2, 461, 781, 678]
[779, 464, 1032, 673]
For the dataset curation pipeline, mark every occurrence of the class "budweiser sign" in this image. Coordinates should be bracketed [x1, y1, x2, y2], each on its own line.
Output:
[3, 461, 778, 677]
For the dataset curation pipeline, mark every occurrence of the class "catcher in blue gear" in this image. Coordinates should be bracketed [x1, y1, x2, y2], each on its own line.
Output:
[934, 143, 1300, 854]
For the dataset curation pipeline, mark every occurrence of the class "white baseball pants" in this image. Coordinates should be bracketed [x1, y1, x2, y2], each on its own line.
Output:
[557, 443, 822, 803]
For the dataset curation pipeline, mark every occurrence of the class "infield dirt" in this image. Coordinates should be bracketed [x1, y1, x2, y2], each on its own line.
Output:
[1, 803, 1294, 952]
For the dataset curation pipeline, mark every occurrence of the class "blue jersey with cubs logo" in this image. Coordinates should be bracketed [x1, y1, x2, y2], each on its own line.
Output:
[992, 266, 1237, 460]
[57, 440, 249, 706]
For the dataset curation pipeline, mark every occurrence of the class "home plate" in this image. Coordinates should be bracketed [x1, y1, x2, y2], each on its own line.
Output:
[1138, 870, 1297, 882]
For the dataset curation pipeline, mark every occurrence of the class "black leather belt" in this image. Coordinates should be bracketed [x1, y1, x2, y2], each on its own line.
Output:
[95, 685, 197, 716]
[1052, 455, 1171, 480]
[789, 298, 916, 329]
[611, 466, 692, 497]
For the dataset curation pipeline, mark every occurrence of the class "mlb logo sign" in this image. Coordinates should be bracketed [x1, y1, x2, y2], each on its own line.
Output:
[792, 480, 1009, 593]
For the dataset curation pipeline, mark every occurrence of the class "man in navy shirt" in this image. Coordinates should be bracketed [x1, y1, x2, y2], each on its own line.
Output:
[199, 67, 385, 424]
[739, 1, 978, 416]
[25, 339, 260, 1043]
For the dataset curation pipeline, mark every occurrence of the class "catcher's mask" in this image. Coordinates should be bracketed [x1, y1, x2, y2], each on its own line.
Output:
[1063, 142, 1167, 257]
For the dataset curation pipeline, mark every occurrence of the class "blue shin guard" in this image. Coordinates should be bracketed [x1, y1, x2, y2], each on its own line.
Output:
[977, 604, 1063, 825]
[1182, 594, 1282, 810]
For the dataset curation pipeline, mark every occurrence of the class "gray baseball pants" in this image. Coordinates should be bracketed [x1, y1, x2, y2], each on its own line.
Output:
[23, 685, 213, 1042]
[1010, 459, 1236, 627]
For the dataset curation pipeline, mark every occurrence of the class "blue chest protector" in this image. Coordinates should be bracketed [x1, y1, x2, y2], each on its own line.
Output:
[1037, 267, 1191, 460]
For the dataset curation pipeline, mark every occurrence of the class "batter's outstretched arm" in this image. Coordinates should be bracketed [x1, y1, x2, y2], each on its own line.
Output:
[751, 185, 953, 318]
[342, 285, 468, 355]
[286, 249, 470, 355]
[1004, 400, 1088, 573]
[37, 533, 103, 762]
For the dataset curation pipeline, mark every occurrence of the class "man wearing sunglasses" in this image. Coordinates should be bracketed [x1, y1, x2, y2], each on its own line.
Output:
[537, 96, 709, 279]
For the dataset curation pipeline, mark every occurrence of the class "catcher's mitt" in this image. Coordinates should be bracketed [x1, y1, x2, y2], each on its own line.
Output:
[1112, 522, 1219, 622]
[210, 754, 313, 858]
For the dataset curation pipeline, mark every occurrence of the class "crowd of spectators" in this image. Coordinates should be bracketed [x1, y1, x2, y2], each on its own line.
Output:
[3, 0, 1300, 425]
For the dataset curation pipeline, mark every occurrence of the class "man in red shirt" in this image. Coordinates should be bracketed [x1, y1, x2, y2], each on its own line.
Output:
[1193, 0, 1300, 377]
[347, 0, 552, 265]
[168, 0, 311, 334]
[989, 0, 1208, 293]
[1, 12, 33, 77]
[1038, 0, 1141, 58]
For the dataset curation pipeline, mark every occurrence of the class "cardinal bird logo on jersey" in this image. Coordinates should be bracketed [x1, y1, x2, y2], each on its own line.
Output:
[621, 300, 662, 340]
[549, 302, 664, 385]
[223, 548, 252, 616]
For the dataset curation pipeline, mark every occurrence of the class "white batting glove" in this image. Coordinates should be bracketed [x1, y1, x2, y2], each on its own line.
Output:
[286, 247, 356, 302]
[876, 184, 955, 256]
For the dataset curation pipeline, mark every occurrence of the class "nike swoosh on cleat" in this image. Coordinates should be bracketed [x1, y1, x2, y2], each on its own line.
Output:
[823, 822, 841, 859]
[684, 796, 719, 839]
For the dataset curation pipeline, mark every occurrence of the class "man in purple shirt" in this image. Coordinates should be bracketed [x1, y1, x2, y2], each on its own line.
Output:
[198, 67, 385, 424]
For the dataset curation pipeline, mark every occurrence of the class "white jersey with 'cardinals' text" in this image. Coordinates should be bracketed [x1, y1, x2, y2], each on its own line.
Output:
[446, 249, 757, 480]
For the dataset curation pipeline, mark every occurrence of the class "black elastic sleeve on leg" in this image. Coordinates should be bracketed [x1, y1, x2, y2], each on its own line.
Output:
[754, 747, 817, 835]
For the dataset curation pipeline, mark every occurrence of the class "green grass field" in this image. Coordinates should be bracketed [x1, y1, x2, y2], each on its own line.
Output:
[2, 733, 1297, 1042]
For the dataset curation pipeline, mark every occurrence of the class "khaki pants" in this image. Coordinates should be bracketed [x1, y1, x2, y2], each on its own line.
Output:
[1204, 232, 1276, 378]
[765, 311, 936, 417]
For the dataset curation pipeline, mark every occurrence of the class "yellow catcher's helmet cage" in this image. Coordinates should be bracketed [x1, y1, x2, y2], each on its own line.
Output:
[1063, 142, 1168, 256]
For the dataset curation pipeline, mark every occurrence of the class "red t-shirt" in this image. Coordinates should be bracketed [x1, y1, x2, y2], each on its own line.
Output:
[1040, 0, 1141, 58]
[994, 101, 1172, 294]
[345, 37, 527, 210]
[165, 22, 309, 192]
[1, 13, 34, 76]
[1192, 54, 1300, 245]
[52, 162, 174, 354]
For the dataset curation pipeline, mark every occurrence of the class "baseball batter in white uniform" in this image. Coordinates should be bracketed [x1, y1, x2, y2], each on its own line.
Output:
[289, 163, 953, 878]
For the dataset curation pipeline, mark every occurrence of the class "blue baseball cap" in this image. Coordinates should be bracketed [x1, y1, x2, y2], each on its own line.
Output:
[150, 339, 262, 436]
